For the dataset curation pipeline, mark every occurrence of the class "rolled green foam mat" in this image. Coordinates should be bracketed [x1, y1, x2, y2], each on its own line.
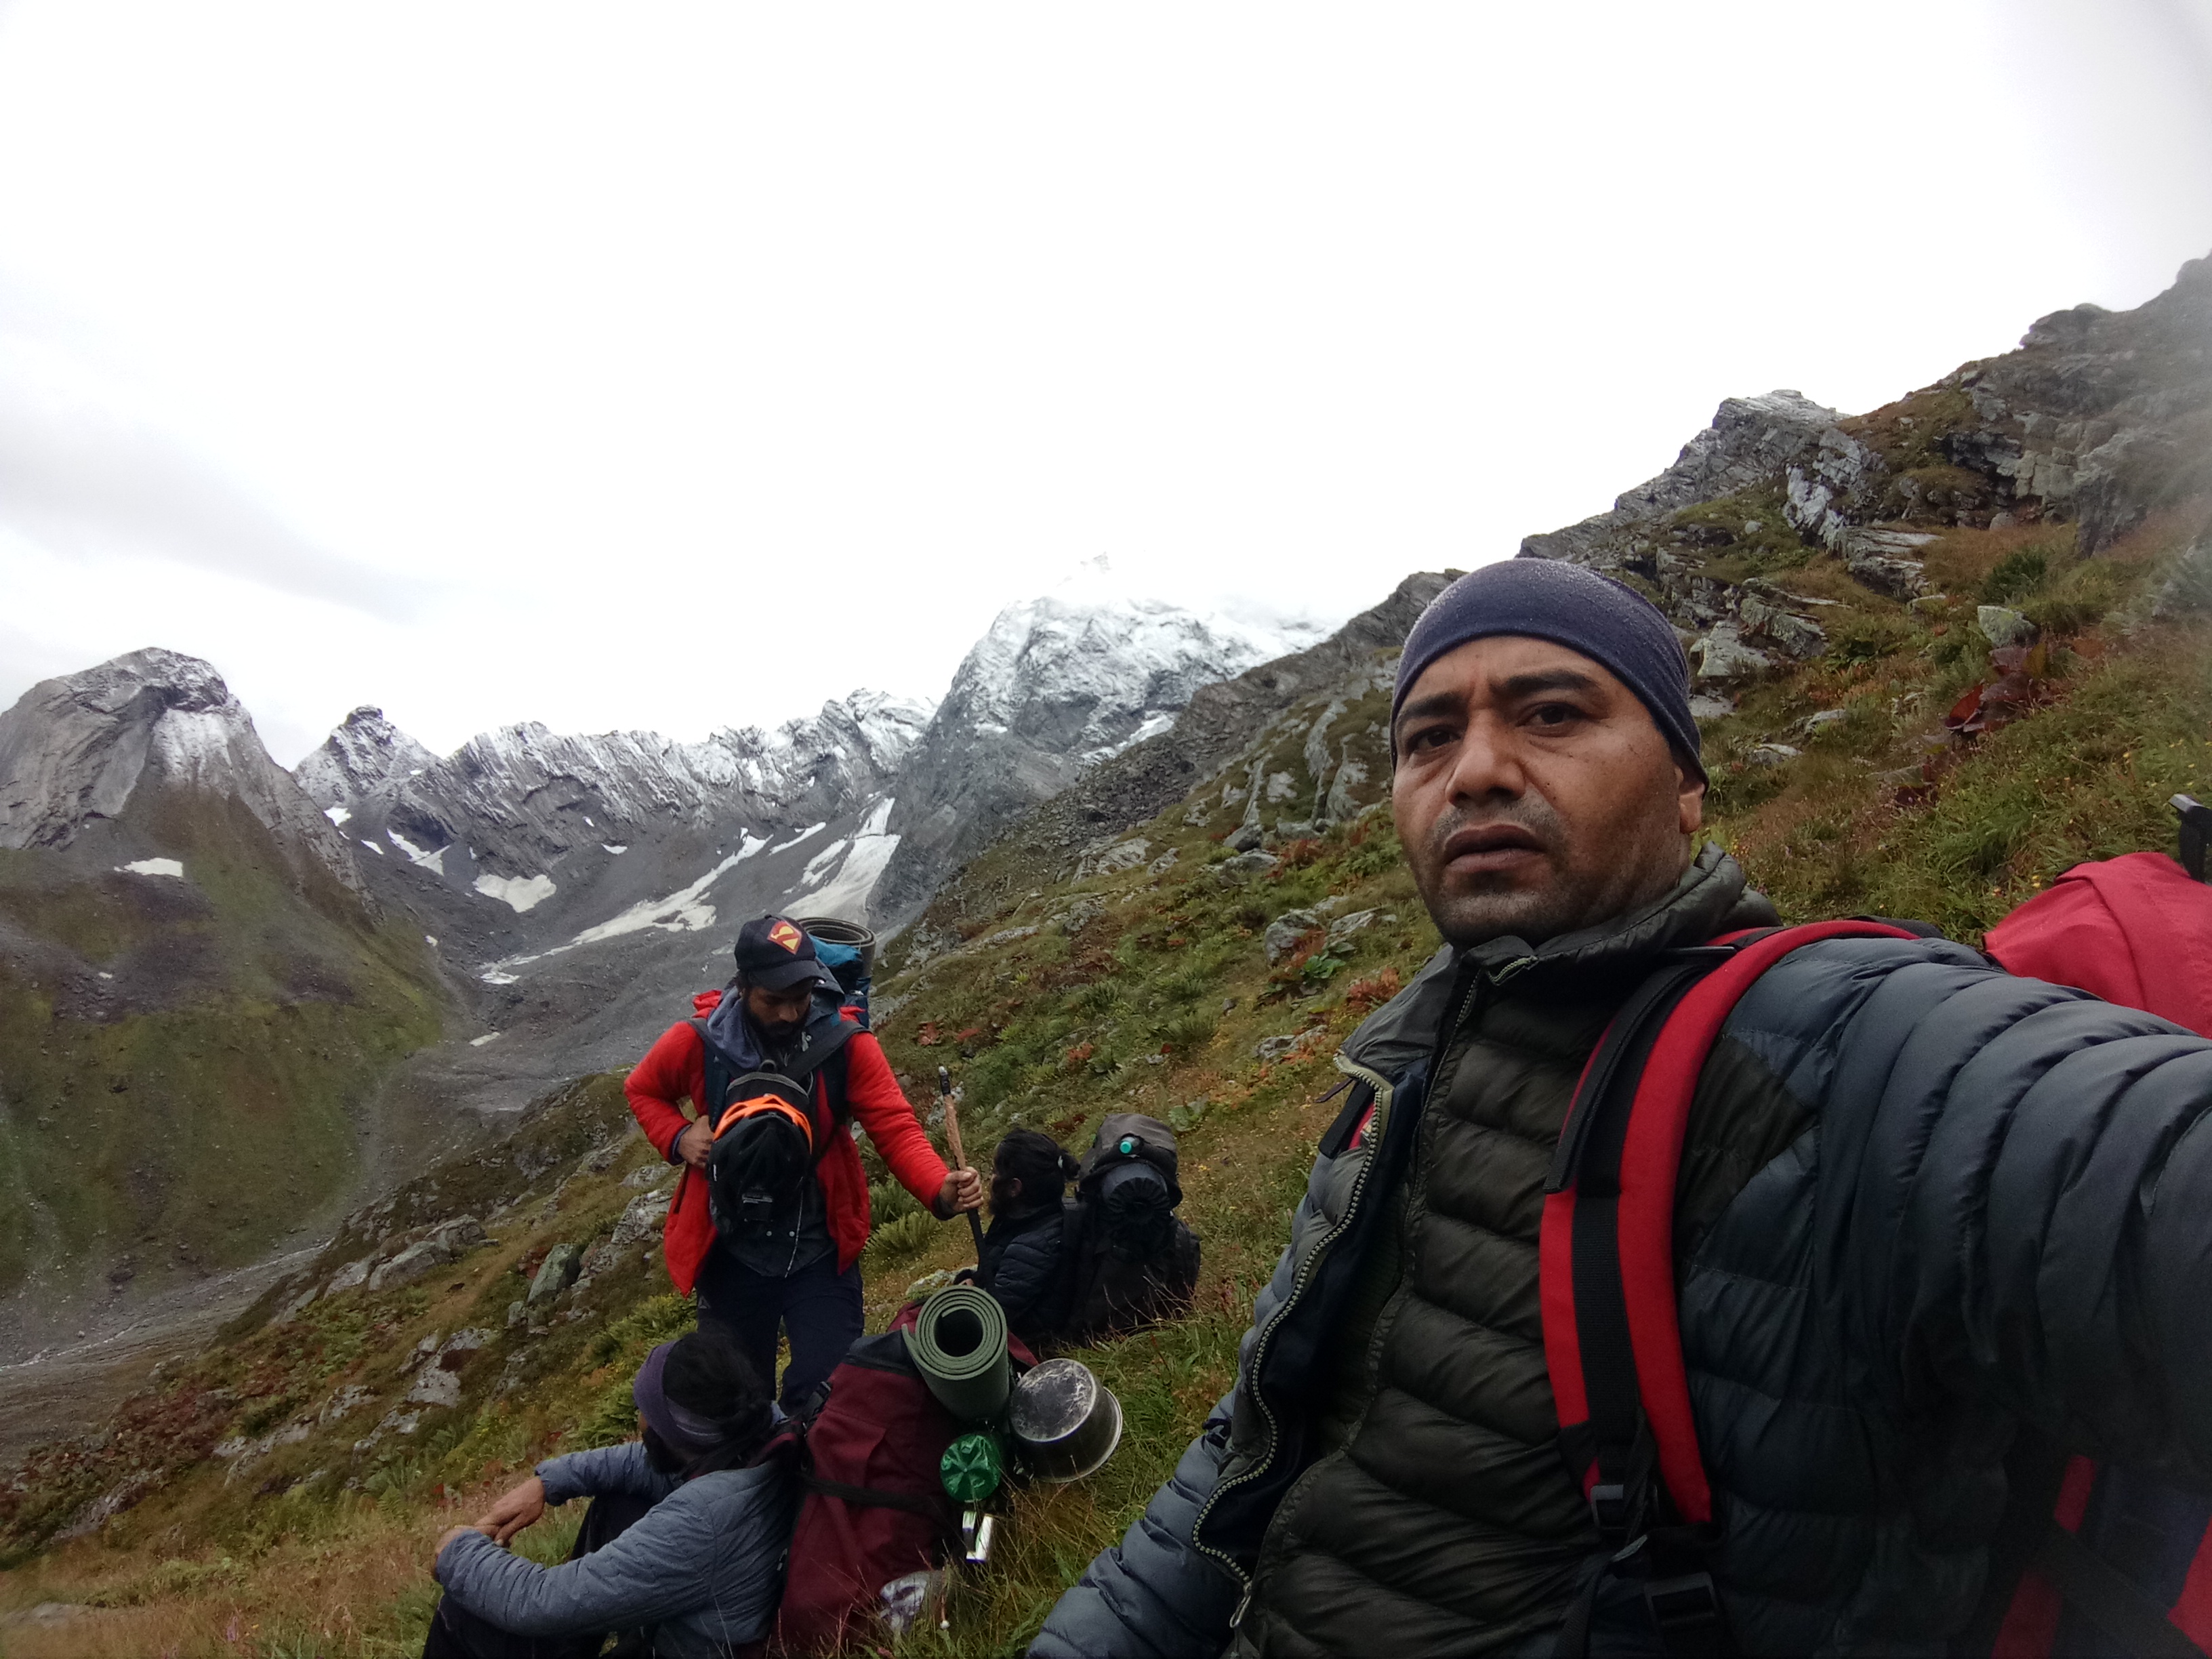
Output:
[905, 1286, 1012, 1422]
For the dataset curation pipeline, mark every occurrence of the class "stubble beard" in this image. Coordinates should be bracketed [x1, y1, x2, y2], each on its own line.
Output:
[1412, 794, 1690, 950]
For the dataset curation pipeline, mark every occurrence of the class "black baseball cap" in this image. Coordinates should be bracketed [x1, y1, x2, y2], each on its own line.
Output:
[733, 914, 838, 993]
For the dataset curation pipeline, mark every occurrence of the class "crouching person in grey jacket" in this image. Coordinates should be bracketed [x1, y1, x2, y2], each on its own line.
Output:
[425, 1328, 795, 1659]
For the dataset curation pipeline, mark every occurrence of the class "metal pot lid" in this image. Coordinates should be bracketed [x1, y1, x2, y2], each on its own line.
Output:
[1008, 1357, 1100, 1446]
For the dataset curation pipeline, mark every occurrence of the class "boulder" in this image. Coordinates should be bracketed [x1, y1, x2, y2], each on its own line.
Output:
[323, 1257, 371, 1296]
[2154, 526, 2212, 617]
[369, 1241, 446, 1294]
[1976, 605, 2036, 649]
[1215, 849, 1281, 884]
[1225, 821, 1266, 853]
[366, 1216, 487, 1293]
[1325, 908, 1390, 951]
[1263, 909, 1322, 964]
[1747, 743, 1802, 767]
[1083, 838, 1151, 877]
[1048, 897, 1105, 935]
[1798, 709, 1849, 737]
[1692, 624, 1771, 682]
[528, 1244, 583, 1306]
[406, 1367, 462, 1409]
[1688, 693, 1736, 722]
[609, 1189, 670, 1249]
[1840, 528, 1935, 599]
[586, 1190, 671, 1273]
[1737, 594, 1826, 659]
[1146, 847, 1181, 875]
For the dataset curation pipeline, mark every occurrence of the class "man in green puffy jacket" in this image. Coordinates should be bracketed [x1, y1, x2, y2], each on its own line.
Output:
[1033, 558, 2212, 1658]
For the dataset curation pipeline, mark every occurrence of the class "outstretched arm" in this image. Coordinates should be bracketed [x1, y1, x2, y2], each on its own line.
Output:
[842, 1034, 970, 1212]
[1754, 939, 2212, 1471]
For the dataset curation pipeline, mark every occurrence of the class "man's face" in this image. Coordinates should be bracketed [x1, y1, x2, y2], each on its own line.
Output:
[743, 981, 815, 1040]
[1390, 635, 1704, 949]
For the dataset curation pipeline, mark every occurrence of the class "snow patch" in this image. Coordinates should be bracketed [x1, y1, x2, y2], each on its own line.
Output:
[386, 828, 449, 876]
[602, 844, 628, 855]
[116, 858, 184, 879]
[361, 839, 385, 855]
[800, 839, 851, 885]
[323, 804, 351, 826]
[470, 1032, 501, 1048]
[768, 823, 827, 855]
[1082, 711, 1176, 765]
[481, 849, 755, 981]
[473, 872, 557, 914]
[857, 796, 895, 837]
[791, 833, 899, 922]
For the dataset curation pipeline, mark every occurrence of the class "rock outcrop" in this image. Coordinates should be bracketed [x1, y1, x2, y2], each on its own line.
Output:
[1519, 255, 2212, 672]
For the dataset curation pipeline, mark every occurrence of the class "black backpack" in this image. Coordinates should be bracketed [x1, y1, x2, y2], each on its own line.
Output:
[692, 997, 857, 1244]
[1058, 1113, 1201, 1343]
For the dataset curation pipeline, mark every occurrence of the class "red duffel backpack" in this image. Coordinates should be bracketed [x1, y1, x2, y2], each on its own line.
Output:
[772, 1303, 1035, 1655]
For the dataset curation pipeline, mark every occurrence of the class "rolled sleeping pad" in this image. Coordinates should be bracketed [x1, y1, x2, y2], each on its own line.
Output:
[903, 1285, 1012, 1423]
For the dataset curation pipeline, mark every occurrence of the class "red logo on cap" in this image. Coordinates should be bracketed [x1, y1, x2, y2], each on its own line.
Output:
[769, 920, 804, 953]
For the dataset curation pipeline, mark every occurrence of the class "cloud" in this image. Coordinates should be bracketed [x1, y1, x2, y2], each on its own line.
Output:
[0, 319, 443, 622]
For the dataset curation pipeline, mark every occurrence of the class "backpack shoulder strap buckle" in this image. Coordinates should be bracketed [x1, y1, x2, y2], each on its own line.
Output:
[1589, 1481, 1631, 1544]
[1645, 1570, 1726, 1645]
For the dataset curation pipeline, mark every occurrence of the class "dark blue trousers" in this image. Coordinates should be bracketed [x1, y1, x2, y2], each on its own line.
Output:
[693, 1248, 863, 1408]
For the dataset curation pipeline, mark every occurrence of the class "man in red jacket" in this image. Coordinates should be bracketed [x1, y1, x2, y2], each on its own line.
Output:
[627, 914, 982, 1404]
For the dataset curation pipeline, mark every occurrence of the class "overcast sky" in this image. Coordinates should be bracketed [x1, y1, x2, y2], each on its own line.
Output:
[3, 1, 2209, 765]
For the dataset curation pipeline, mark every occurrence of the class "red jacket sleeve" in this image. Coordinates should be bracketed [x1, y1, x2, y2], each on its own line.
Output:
[842, 1033, 950, 1207]
[626, 1023, 706, 1160]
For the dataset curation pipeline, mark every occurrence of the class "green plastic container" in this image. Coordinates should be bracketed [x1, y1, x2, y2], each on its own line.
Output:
[904, 1284, 1012, 1422]
[940, 1430, 1004, 1504]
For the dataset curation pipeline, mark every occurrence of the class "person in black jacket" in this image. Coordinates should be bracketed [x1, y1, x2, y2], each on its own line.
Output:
[972, 1128, 1079, 1345]
[1033, 558, 2212, 1659]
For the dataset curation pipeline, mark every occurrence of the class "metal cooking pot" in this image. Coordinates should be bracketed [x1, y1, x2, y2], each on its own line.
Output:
[1007, 1357, 1122, 1482]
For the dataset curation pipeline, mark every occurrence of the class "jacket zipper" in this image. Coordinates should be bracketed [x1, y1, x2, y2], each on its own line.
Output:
[1195, 971, 1490, 1604]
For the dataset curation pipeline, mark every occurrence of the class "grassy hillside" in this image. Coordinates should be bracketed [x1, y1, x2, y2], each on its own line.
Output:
[0, 785, 446, 1313]
[1, 513, 2207, 1655]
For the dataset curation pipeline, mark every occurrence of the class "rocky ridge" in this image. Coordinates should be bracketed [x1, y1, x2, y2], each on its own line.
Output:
[1518, 255, 2212, 698]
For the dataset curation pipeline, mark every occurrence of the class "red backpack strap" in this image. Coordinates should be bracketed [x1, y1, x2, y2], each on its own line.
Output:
[1541, 920, 1915, 1656]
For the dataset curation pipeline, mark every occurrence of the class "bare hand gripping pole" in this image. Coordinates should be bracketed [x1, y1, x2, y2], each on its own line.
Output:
[938, 1064, 986, 1256]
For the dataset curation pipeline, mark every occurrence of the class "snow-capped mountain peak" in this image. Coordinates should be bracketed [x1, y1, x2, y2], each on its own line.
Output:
[0, 648, 361, 886]
[295, 706, 437, 808]
[949, 577, 1327, 754]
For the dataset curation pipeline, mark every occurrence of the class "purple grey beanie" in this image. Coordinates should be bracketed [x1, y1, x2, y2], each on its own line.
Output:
[633, 1340, 727, 1460]
[1393, 558, 1704, 780]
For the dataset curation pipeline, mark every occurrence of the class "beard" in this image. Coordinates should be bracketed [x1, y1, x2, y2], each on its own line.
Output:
[1409, 789, 1687, 949]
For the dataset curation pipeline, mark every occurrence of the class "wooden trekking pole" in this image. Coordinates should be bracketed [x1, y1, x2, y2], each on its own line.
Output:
[938, 1064, 985, 1256]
